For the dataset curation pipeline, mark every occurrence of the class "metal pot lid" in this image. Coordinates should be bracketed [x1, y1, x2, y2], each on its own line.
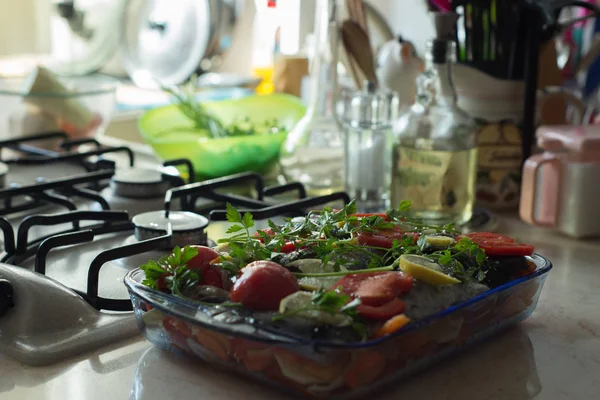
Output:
[48, 0, 126, 76]
[120, 0, 212, 88]
[132, 211, 209, 233]
[110, 167, 171, 198]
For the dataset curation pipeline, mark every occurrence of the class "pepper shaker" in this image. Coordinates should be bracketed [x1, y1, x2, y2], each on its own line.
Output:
[342, 82, 399, 212]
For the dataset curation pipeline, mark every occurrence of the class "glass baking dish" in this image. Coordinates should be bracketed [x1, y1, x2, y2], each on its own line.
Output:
[124, 253, 552, 399]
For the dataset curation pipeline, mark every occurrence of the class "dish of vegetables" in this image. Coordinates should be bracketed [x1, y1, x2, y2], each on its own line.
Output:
[125, 200, 551, 398]
[134, 201, 540, 342]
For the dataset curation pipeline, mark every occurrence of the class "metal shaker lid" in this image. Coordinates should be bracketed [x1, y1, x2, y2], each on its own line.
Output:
[342, 81, 399, 127]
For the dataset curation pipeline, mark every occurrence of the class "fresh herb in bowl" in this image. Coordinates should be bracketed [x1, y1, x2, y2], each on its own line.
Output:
[163, 75, 285, 139]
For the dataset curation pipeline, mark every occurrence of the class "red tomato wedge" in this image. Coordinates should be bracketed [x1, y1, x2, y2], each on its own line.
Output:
[335, 272, 413, 307]
[356, 229, 420, 248]
[357, 298, 406, 320]
[463, 232, 535, 257]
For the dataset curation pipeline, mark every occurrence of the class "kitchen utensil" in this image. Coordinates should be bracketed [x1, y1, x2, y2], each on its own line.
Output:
[125, 253, 551, 399]
[520, 125, 600, 238]
[346, 0, 368, 33]
[341, 20, 378, 85]
[139, 94, 306, 180]
[0, 72, 119, 141]
[341, 27, 364, 89]
[121, 0, 245, 89]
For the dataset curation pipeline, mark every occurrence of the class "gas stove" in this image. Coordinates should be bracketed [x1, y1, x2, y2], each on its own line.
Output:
[0, 132, 353, 366]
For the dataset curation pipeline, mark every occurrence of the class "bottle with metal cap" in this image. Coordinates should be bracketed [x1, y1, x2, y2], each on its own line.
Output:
[342, 81, 399, 212]
[391, 12, 478, 225]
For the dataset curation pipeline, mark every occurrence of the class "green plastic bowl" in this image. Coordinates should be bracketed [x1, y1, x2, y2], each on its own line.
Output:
[139, 94, 306, 180]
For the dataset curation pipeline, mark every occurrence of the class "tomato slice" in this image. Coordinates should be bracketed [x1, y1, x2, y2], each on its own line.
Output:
[335, 272, 413, 306]
[464, 232, 515, 242]
[464, 232, 534, 257]
[354, 273, 412, 306]
[356, 229, 420, 248]
[357, 298, 406, 320]
[350, 213, 389, 221]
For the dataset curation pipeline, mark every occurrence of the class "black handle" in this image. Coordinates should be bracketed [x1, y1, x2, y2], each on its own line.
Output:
[0, 279, 14, 317]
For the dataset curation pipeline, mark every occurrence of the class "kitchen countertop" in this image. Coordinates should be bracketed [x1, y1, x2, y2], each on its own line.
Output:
[1, 215, 599, 400]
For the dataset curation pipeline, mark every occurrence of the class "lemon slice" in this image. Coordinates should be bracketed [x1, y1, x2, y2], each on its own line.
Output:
[421, 235, 455, 250]
[279, 291, 313, 313]
[399, 254, 460, 285]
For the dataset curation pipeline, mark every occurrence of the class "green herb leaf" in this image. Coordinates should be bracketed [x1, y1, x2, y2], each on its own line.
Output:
[226, 225, 244, 234]
[225, 202, 243, 224]
[242, 212, 255, 229]
[140, 245, 200, 294]
[398, 200, 412, 211]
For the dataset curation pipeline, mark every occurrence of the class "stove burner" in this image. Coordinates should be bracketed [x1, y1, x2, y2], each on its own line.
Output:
[132, 210, 209, 247]
[110, 167, 171, 198]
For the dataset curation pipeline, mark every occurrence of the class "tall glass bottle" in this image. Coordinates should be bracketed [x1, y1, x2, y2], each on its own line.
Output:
[279, 0, 344, 195]
[391, 39, 478, 225]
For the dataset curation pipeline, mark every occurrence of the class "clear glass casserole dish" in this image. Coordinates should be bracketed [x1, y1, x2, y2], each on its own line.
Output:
[124, 253, 551, 399]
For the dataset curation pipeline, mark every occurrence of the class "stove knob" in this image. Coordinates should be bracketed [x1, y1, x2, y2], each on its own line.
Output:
[0, 279, 14, 317]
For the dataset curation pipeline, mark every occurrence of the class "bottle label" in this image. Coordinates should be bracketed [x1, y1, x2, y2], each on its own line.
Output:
[475, 122, 522, 209]
[392, 147, 477, 213]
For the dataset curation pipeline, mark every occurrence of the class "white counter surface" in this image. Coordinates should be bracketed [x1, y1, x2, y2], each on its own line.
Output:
[2, 216, 600, 400]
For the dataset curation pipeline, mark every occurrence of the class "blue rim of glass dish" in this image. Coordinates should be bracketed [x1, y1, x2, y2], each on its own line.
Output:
[124, 253, 552, 350]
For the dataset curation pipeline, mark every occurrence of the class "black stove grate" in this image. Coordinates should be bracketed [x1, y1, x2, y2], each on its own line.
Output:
[0, 170, 115, 216]
[0, 131, 135, 169]
[165, 171, 350, 218]
[0, 153, 352, 312]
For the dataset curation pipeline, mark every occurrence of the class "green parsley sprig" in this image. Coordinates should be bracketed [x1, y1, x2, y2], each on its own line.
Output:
[218, 203, 271, 275]
[140, 246, 200, 296]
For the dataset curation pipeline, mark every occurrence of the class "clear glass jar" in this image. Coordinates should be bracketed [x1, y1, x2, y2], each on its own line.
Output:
[391, 39, 478, 225]
[279, 0, 344, 196]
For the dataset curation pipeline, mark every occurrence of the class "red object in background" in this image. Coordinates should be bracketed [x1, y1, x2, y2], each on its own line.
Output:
[267, 0, 276, 8]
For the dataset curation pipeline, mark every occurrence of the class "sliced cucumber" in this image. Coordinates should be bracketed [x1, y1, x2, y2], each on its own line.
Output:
[399, 254, 460, 285]
[278, 292, 351, 326]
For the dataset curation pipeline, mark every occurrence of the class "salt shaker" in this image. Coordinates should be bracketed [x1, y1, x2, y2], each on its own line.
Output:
[342, 82, 399, 212]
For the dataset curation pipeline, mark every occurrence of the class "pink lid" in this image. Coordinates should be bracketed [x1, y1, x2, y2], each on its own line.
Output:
[536, 125, 600, 154]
